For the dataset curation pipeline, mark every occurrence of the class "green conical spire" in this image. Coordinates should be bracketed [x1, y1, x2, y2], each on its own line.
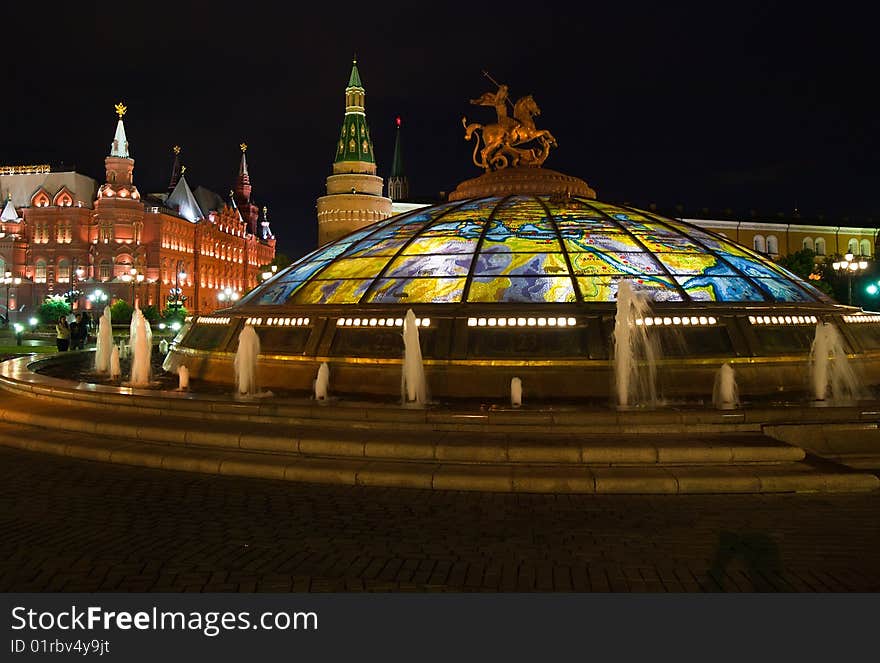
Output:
[348, 57, 362, 88]
[334, 58, 375, 168]
[390, 117, 404, 178]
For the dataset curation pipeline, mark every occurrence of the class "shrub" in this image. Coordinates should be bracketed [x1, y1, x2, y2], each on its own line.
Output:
[37, 299, 71, 325]
[140, 304, 161, 323]
[110, 300, 133, 325]
[161, 306, 188, 323]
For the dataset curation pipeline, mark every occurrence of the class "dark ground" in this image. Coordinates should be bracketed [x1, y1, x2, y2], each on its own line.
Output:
[1, 446, 878, 592]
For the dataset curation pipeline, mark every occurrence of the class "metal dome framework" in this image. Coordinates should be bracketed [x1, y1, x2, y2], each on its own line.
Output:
[244, 196, 830, 309]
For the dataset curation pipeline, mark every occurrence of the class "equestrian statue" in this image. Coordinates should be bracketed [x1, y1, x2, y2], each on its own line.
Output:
[463, 77, 558, 171]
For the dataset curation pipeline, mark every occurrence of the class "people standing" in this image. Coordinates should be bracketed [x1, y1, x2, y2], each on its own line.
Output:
[55, 316, 70, 352]
[71, 313, 89, 350]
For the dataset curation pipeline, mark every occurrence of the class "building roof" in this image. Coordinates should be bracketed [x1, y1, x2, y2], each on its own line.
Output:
[0, 196, 18, 221]
[334, 60, 376, 167]
[194, 186, 226, 215]
[238, 196, 831, 307]
[166, 175, 203, 223]
[348, 59, 362, 88]
[0, 171, 97, 208]
[110, 119, 129, 159]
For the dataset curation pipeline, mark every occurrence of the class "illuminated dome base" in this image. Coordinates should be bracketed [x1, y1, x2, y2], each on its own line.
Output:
[166, 305, 880, 402]
[167, 176, 880, 402]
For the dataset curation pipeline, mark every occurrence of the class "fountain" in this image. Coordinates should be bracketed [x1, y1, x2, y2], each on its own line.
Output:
[109, 346, 121, 380]
[315, 362, 330, 401]
[178, 365, 189, 391]
[713, 363, 739, 410]
[612, 280, 659, 408]
[401, 309, 428, 405]
[811, 322, 861, 402]
[94, 306, 113, 373]
[511, 377, 523, 408]
[129, 307, 153, 388]
[234, 324, 260, 397]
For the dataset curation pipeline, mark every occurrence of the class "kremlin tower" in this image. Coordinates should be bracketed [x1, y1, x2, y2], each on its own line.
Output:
[316, 58, 392, 246]
[387, 116, 409, 202]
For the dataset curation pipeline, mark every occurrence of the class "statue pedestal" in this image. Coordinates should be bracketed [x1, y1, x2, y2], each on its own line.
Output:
[449, 167, 596, 201]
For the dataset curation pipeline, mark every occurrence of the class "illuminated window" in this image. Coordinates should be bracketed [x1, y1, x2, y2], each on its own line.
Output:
[58, 259, 70, 283]
[815, 237, 826, 255]
[766, 235, 779, 255]
[848, 238, 859, 255]
[99, 260, 112, 280]
[860, 239, 872, 258]
[35, 260, 47, 283]
[753, 235, 766, 253]
[802, 237, 814, 251]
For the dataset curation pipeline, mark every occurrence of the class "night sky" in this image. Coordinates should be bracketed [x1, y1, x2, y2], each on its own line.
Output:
[5, 3, 879, 260]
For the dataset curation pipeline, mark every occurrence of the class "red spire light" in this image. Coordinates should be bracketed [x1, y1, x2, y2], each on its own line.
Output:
[396, 116, 402, 128]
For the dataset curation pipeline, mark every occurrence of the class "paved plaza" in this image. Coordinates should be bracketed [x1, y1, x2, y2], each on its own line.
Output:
[1, 444, 878, 592]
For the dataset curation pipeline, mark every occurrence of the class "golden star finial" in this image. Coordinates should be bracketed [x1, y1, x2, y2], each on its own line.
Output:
[115, 102, 127, 118]
[181, 165, 187, 175]
[240, 142, 248, 153]
[173, 145, 181, 155]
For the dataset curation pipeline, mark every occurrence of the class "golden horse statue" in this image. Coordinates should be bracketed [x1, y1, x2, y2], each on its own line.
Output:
[463, 88, 557, 170]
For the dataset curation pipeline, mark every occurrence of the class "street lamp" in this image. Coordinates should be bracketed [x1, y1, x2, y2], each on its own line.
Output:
[125, 267, 143, 305]
[217, 286, 240, 305]
[88, 289, 108, 310]
[169, 261, 187, 313]
[832, 253, 869, 305]
[3, 271, 21, 325]
[70, 265, 85, 310]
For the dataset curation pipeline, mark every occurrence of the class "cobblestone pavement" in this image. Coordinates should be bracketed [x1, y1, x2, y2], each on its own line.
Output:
[1, 446, 878, 592]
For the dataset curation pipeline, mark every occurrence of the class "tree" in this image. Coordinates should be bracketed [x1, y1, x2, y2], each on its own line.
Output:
[37, 298, 71, 325]
[140, 305, 161, 323]
[161, 306, 188, 323]
[778, 249, 835, 297]
[110, 300, 133, 325]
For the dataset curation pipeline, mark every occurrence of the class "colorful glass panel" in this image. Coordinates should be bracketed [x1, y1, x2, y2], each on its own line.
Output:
[568, 251, 664, 276]
[577, 276, 683, 302]
[468, 276, 577, 303]
[473, 252, 569, 276]
[289, 279, 373, 304]
[384, 254, 472, 278]
[313, 257, 390, 280]
[366, 278, 466, 303]
[674, 276, 766, 302]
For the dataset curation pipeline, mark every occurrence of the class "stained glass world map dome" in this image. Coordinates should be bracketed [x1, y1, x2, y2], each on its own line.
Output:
[243, 196, 830, 308]
[167, 102, 880, 401]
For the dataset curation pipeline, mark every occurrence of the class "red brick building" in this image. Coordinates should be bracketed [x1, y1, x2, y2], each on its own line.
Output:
[0, 106, 276, 320]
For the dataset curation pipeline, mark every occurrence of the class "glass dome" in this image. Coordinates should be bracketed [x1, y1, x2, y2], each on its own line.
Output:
[243, 196, 831, 306]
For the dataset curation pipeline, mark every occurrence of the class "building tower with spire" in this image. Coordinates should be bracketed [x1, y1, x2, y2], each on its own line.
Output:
[233, 142, 260, 235]
[167, 145, 182, 194]
[316, 58, 392, 245]
[387, 116, 409, 202]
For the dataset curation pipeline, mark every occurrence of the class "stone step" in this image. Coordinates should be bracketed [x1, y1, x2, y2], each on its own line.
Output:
[5, 356, 880, 435]
[764, 423, 880, 469]
[0, 393, 805, 466]
[0, 421, 874, 495]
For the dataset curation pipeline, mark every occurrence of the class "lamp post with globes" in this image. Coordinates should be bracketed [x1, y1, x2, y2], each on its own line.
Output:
[217, 286, 240, 306]
[72, 265, 85, 310]
[168, 260, 187, 313]
[3, 271, 21, 325]
[832, 253, 869, 305]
